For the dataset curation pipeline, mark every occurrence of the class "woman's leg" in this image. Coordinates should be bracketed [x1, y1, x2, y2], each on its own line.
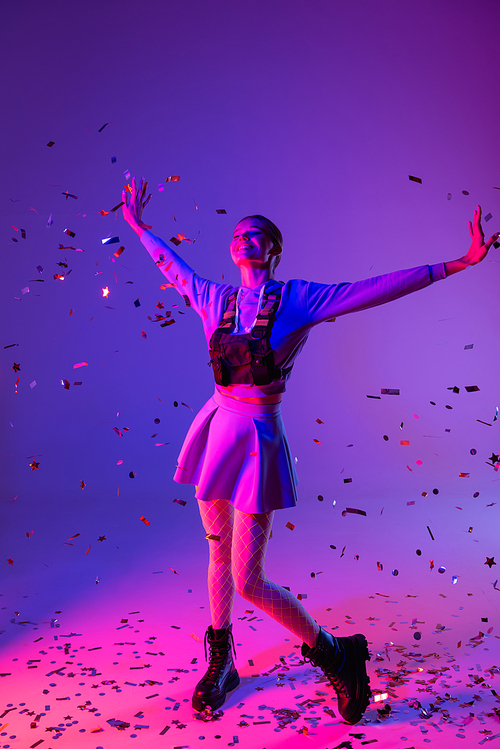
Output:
[197, 498, 235, 630]
[232, 509, 320, 647]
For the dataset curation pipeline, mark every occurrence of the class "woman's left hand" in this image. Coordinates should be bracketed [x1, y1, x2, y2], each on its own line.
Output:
[464, 205, 499, 266]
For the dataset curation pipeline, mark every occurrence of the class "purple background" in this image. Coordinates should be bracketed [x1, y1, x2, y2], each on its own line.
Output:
[1, 0, 499, 744]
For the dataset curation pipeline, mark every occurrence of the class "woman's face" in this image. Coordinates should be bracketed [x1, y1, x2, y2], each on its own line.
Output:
[230, 218, 278, 270]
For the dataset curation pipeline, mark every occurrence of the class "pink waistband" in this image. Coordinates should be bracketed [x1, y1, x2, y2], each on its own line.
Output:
[213, 388, 282, 418]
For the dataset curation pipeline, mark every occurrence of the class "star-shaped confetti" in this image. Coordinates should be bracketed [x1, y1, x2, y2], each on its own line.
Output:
[102, 287, 110, 298]
[98, 535, 106, 542]
[485, 557, 497, 568]
[488, 453, 500, 464]
[12, 362, 20, 372]
[30, 460, 40, 470]
[7, 558, 14, 565]
[80, 479, 86, 489]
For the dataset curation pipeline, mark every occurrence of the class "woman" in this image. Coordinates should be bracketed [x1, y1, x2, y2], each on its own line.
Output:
[122, 177, 497, 724]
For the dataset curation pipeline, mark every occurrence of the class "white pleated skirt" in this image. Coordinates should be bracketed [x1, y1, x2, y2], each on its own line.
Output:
[173, 388, 298, 513]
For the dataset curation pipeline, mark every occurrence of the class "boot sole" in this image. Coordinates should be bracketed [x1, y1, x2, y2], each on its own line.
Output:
[192, 670, 240, 712]
[340, 633, 371, 725]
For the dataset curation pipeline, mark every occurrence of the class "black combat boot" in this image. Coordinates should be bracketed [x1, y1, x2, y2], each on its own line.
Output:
[301, 628, 371, 724]
[192, 624, 240, 712]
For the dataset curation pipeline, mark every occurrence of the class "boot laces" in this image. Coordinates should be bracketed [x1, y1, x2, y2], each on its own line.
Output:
[203, 627, 237, 682]
[303, 641, 348, 697]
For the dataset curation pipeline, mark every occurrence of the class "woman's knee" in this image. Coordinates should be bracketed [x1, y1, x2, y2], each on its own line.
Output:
[233, 568, 264, 600]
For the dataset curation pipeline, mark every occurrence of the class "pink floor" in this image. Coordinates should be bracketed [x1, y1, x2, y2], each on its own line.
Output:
[2, 551, 499, 749]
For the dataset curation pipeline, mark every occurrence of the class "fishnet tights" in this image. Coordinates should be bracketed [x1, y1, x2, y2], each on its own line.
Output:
[198, 498, 320, 647]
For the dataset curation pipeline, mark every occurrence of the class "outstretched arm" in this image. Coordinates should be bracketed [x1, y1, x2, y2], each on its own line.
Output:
[305, 206, 499, 325]
[444, 205, 499, 275]
[121, 174, 196, 283]
[121, 176, 232, 331]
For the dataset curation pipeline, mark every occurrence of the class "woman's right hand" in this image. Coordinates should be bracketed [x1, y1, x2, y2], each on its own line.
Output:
[122, 176, 152, 232]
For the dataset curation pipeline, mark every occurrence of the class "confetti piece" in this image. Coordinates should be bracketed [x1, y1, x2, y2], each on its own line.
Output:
[343, 478, 352, 483]
[165, 176, 180, 182]
[129, 471, 136, 478]
[409, 175, 422, 184]
[286, 522, 295, 531]
[485, 212, 493, 222]
[216, 208, 227, 214]
[140, 516, 151, 526]
[102, 287, 110, 297]
[64, 228, 75, 237]
[381, 388, 400, 395]
[111, 201, 124, 212]
[400, 440, 409, 445]
[73, 362, 88, 369]
[342, 507, 367, 517]
[464, 343, 474, 349]
[85, 543, 91, 555]
[62, 191, 78, 200]
[173, 499, 186, 506]
[447, 192, 452, 200]
[102, 236, 120, 245]
[98, 122, 111, 132]
[22, 286, 30, 294]
[313, 439, 322, 445]
[465, 384, 480, 392]
[427, 526, 435, 540]
[485, 557, 496, 568]
[170, 236, 182, 246]
[459, 472, 470, 478]
[205, 534, 221, 541]
[377, 561, 383, 571]
[134, 298, 141, 307]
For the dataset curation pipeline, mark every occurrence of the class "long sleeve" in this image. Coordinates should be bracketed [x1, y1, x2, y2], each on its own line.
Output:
[140, 229, 234, 339]
[305, 263, 447, 325]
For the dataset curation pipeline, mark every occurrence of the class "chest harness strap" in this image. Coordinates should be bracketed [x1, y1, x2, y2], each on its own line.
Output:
[209, 284, 293, 387]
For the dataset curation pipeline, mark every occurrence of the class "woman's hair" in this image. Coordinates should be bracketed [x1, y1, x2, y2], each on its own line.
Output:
[238, 214, 283, 270]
